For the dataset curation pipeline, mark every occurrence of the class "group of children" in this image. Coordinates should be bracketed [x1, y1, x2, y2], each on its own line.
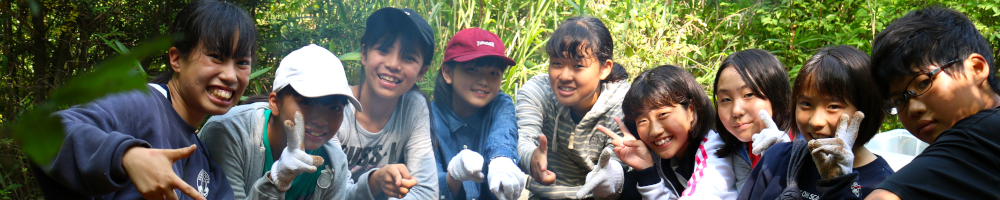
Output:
[30, 0, 1000, 200]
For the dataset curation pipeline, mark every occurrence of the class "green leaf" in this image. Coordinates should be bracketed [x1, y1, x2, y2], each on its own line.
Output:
[14, 36, 172, 166]
[249, 67, 272, 80]
[338, 52, 361, 61]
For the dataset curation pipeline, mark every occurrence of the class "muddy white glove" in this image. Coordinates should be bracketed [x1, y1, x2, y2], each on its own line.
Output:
[488, 157, 525, 200]
[752, 110, 791, 155]
[270, 112, 325, 191]
[576, 148, 624, 199]
[809, 111, 863, 179]
[448, 149, 485, 182]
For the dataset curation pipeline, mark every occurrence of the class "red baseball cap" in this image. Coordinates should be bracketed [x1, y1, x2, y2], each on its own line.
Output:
[443, 28, 516, 66]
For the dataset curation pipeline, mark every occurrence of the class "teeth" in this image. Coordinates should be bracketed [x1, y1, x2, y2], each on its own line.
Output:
[654, 137, 672, 146]
[558, 86, 575, 91]
[473, 90, 488, 94]
[378, 75, 401, 84]
[210, 88, 232, 100]
[306, 131, 326, 137]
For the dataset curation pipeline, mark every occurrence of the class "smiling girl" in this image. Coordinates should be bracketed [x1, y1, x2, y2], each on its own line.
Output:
[515, 16, 631, 199]
[711, 49, 793, 192]
[34, 1, 256, 199]
[737, 46, 893, 200]
[602, 65, 736, 199]
[329, 7, 439, 200]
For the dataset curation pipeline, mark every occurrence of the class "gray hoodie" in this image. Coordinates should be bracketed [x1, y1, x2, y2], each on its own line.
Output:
[515, 74, 630, 199]
[199, 102, 377, 200]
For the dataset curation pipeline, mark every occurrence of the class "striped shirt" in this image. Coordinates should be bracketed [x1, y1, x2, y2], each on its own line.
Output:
[516, 74, 630, 199]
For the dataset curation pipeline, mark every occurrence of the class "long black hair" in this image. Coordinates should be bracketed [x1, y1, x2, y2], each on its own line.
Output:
[713, 49, 792, 157]
[545, 16, 628, 83]
[794, 45, 884, 147]
[622, 65, 716, 151]
[151, 0, 258, 84]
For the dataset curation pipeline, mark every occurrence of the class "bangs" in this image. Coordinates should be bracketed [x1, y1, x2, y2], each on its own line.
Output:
[622, 75, 689, 121]
[362, 21, 433, 66]
[545, 17, 611, 62]
[794, 56, 854, 104]
[181, 1, 257, 59]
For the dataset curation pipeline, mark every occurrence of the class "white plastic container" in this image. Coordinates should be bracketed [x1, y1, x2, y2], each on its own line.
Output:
[863, 129, 929, 171]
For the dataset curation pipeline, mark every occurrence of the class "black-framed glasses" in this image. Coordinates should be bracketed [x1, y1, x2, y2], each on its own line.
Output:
[882, 58, 962, 115]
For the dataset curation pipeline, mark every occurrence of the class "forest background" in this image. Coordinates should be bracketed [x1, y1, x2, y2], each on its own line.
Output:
[0, 0, 998, 198]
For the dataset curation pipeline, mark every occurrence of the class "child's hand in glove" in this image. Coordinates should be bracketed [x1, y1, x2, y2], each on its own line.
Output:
[752, 110, 791, 155]
[808, 111, 864, 179]
[270, 112, 325, 191]
[488, 157, 525, 200]
[576, 148, 624, 199]
[448, 149, 485, 182]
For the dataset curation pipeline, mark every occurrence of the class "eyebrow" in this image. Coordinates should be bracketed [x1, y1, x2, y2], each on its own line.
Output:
[717, 85, 750, 94]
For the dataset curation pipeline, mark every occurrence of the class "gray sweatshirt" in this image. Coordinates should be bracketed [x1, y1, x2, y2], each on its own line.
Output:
[331, 90, 439, 200]
[516, 74, 630, 199]
[198, 102, 377, 200]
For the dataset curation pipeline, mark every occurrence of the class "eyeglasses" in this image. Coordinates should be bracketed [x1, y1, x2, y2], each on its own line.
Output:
[882, 58, 962, 115]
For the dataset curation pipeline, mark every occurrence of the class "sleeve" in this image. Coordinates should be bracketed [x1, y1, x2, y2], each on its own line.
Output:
[875, 131, 998, 200]
[679, 131, 738, 200]
[41, 95, 151, 196]
[484, 94, 519, 164]
[816, 172, 861, 200]
[399, 93, 440, 200]
[635, 167, 679, 200]
[736, 142, 791, 200]
[515, 76, 547, 172]
[198, 119, 250, 199]
[247, 172, 283, 200]
[434, 128, 456, 200]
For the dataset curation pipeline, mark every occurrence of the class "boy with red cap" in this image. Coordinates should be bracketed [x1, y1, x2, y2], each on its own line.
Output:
[432, 28, 525, 200]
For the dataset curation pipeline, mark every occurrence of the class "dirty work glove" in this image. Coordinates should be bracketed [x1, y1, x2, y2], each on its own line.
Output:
[809, 111, 864, 180]
[270, 112, 325, 191]
[488, 157, 525, 200]
[448, 149, 485, 182]
[576, 148, 624, 199]
[752, 110, 791, 155]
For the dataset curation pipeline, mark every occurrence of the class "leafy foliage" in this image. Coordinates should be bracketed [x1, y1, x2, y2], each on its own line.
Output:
[1, 0, 998, 198]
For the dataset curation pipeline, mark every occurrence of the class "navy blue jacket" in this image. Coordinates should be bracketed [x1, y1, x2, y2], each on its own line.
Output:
[737, 140, 893, 200]
[33, 84, 233, 199]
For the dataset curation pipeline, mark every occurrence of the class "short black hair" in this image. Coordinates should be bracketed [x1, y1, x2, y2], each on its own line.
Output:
[713, 49, 792, 157]
[794, 45, 885, 147]
[152, 0, 258, 84]
[433, 57, 509, 108]
[622, 65, 716, 148]
[545, 16, 628, 83]
[871, 6, 998, 97]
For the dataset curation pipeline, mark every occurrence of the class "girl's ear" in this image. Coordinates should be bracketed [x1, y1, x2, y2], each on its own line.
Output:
[268, 92, 281, 117]
[168, 47, 183, 73]
[441, 65, 455, 84]
[359, 44, 368, 65]
[419, 64, 430, 77]
[599, 59, 614, 80]
[687, 105, 697, 127]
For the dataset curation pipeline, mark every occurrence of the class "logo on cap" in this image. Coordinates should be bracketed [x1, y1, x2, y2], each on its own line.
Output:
[476, 41, 495, 47]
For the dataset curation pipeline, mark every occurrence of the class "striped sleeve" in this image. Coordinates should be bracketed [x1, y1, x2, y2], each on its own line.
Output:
[679, 130, 738, 200]
[516, 74, 550, 172]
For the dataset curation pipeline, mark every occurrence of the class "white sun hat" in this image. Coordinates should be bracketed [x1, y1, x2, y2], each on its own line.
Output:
[272, 44, 362, 112]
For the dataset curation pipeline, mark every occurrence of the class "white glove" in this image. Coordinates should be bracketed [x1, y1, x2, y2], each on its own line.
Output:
[448, 149, 485, 182]
[809, 111, 863, 179]
[751, 110, 791, 155]
[576, 148, 624, 199]
[270, 112, 324, 191]
[488, 157, 525, 200]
